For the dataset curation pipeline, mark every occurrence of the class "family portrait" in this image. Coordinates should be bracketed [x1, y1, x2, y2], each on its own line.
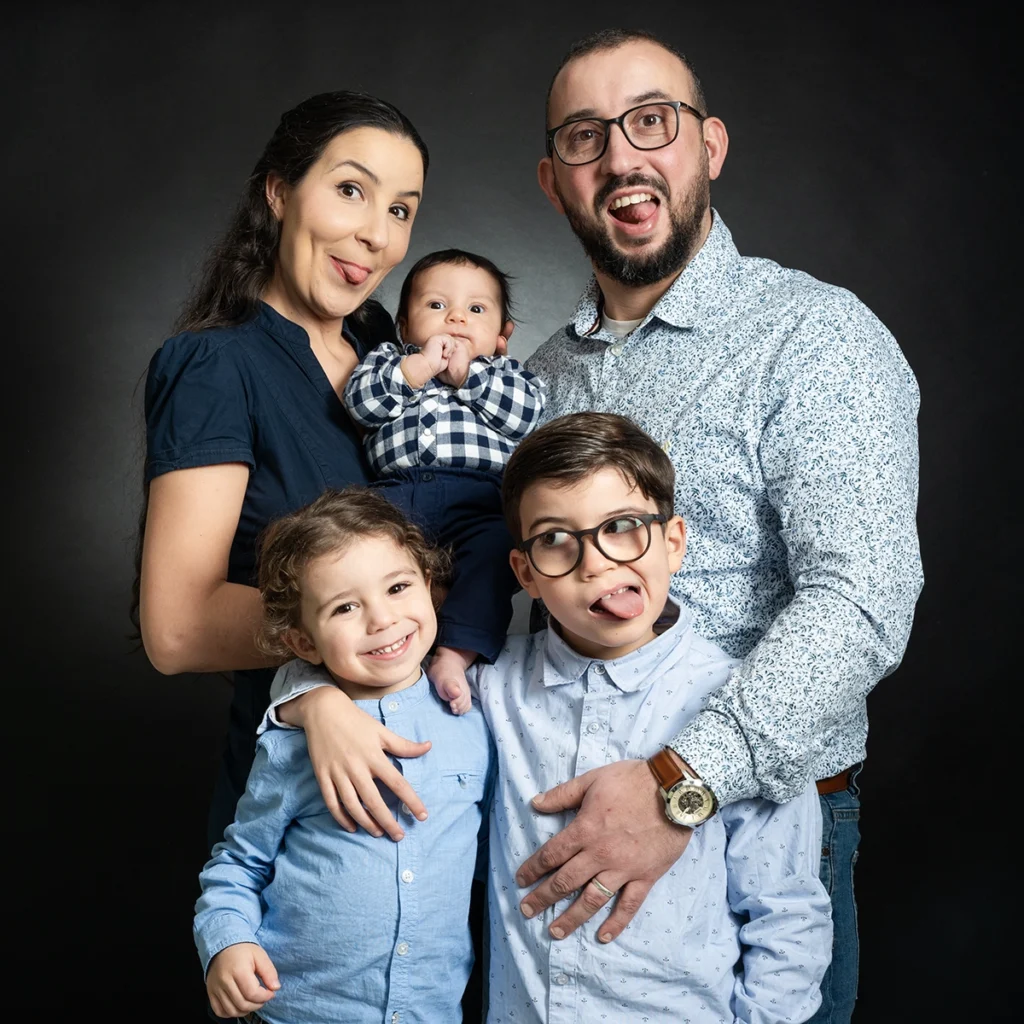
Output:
[7, 2, 1006, 1021]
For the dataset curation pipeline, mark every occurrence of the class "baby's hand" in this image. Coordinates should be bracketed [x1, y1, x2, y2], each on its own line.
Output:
[401, 334, 453, 389]
[428, 646, 476, 715]
[206, 942, 280, 1019]
[437, 338, 473, 389]
[420, 333, 455, 374]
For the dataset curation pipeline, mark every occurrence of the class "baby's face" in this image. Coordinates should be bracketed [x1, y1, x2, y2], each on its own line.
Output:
[293, 534, 437, 700]
[401, 262, 507, 361]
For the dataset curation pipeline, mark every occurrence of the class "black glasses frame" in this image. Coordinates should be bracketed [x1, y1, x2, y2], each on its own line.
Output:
[545, 100, 707, 166]
[518, 513, 669, 579]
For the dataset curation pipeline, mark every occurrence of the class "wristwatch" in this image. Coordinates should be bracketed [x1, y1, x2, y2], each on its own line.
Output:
[647, 747, 718, 827]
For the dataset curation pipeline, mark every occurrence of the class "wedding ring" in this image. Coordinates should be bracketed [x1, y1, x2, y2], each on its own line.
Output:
[589, 877, 616, 900]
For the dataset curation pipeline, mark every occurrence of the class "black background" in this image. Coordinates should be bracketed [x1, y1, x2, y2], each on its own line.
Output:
[4, 1, 1011, 1019]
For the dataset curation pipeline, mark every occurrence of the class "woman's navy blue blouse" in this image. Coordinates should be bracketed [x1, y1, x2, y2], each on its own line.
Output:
[144, 299, 396, 848]
[145, 300, 397, 585]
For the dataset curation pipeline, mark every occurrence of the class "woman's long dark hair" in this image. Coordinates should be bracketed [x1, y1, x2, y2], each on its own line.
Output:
[177, 90, 428, 333]
[130, 91, 429, 640]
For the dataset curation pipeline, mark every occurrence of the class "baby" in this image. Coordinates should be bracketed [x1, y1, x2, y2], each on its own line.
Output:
[344, 248, 545, 712]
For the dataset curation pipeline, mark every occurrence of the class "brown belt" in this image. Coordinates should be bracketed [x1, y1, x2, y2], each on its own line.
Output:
[816, 768, 852, 795]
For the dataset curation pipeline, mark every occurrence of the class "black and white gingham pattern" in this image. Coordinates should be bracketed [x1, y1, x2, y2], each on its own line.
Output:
[344, 342, 546, 476]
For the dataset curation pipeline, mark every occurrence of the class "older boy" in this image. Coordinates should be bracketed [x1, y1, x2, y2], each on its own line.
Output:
[266, 413, 832, 1022]
[473, 412, 831, 1022]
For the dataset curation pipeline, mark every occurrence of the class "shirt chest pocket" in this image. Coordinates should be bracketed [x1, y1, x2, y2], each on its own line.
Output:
[439, 769, 487, 804]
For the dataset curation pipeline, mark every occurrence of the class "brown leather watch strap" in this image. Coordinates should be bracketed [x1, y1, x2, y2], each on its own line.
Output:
[647, 747, 686, 790]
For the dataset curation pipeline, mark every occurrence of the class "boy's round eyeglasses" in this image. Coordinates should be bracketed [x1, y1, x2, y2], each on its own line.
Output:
[518, 513, 668, 578]
[545, 100, 707, 166]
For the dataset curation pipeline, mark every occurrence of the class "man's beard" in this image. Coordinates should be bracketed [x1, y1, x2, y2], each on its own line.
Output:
[557, 169, 710, 288]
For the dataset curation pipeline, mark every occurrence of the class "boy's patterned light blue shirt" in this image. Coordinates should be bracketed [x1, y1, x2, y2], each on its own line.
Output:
[344, 342, 545, 476]
[471, 606, 832, 1024]
[194, 673, 495, 1024]
[526, 212, 923, 805]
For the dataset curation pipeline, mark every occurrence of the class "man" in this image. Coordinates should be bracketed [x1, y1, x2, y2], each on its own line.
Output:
[515, 28, 923, 1024]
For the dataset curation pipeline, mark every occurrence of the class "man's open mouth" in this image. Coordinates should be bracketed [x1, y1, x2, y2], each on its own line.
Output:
[607, 192, 660, 225]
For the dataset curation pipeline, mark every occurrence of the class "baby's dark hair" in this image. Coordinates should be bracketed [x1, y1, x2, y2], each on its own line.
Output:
[396, 248, 515, 329]
[256, 486, 451, 658]
[502, 412, 676, 543]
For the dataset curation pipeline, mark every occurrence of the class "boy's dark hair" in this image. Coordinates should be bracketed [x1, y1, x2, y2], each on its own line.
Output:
[501, 412, 676, 543]
[256, 486, 451, 658]
[396, 248, 515, 331]
[545, 28, 707, 127]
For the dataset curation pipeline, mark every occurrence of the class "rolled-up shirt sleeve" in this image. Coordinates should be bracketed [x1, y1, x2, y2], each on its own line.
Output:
[258, 658, 336, 735]
[672, 301, 923, 804]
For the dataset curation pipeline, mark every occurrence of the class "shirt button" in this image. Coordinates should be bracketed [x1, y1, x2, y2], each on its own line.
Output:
[397, 941, 410, 956]
[587, 721, 601, 734]
[392, 1015, 400, 1024]
[423, 427, 433, 436]
[554, 972, 570, 985]
[610, 343, 624, 356]
[388, 701, 400, 711]
[402, 869, 414, 883]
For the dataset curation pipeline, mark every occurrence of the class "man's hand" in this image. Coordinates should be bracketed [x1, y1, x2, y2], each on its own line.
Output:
[516, 759, 693, 942]
[206, 942, 280, 1019]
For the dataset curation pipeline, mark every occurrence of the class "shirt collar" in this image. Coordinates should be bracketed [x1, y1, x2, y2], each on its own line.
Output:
[256, 300, 365, 356]
[540, 600, 695, 692]
[567, 209, 740, 340]
[352, 671, 430, 721]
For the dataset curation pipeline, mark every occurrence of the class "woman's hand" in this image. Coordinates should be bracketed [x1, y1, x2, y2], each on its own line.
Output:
[286, 685, 432, 840]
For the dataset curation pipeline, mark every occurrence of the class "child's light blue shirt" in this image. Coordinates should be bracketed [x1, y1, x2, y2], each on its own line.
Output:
[472, 604, 832, 1024]
[194, 673, 494, 1024]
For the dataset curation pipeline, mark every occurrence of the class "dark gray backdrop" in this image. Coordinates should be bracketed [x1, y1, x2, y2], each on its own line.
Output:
[4, 1, 1010, 1018]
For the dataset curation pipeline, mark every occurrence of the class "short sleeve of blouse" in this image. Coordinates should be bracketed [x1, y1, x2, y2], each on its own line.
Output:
[144, 330, 255, 483]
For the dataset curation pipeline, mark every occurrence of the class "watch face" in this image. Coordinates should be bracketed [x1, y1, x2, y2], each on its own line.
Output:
[666, 781, 716, 826]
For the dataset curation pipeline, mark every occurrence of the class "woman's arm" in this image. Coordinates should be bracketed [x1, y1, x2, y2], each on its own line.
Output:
[140, 463, 277, 674]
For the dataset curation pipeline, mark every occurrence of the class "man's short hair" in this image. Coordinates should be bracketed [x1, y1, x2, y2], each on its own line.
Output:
[501, 412, 676, 543]
[545, 28, 707, 128]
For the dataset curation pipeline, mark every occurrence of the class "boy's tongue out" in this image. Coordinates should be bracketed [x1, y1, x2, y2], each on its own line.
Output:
[609, 198, 658, 224]
[594, 586, 644, 619]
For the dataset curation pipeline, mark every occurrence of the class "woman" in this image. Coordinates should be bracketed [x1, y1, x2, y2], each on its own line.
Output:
[137, 90, 433, 851]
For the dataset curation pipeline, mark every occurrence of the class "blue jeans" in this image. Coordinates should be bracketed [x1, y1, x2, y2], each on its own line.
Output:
[808, 765, 862, 1024]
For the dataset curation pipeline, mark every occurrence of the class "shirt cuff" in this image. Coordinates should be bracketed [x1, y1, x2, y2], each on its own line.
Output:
[257, 659, 336, 735]
[670, 708, 759, 806]
[195, 917, 260, 976]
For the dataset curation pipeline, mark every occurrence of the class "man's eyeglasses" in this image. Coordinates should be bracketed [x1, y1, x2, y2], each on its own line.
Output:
[518, 513, 668, 578]
[546, 100, 706, 167]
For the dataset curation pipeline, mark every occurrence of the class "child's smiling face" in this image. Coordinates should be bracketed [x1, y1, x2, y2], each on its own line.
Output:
[287, 534, 437, 700]
[510, 467, 686, 661]
[400, 262, 510, 362]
